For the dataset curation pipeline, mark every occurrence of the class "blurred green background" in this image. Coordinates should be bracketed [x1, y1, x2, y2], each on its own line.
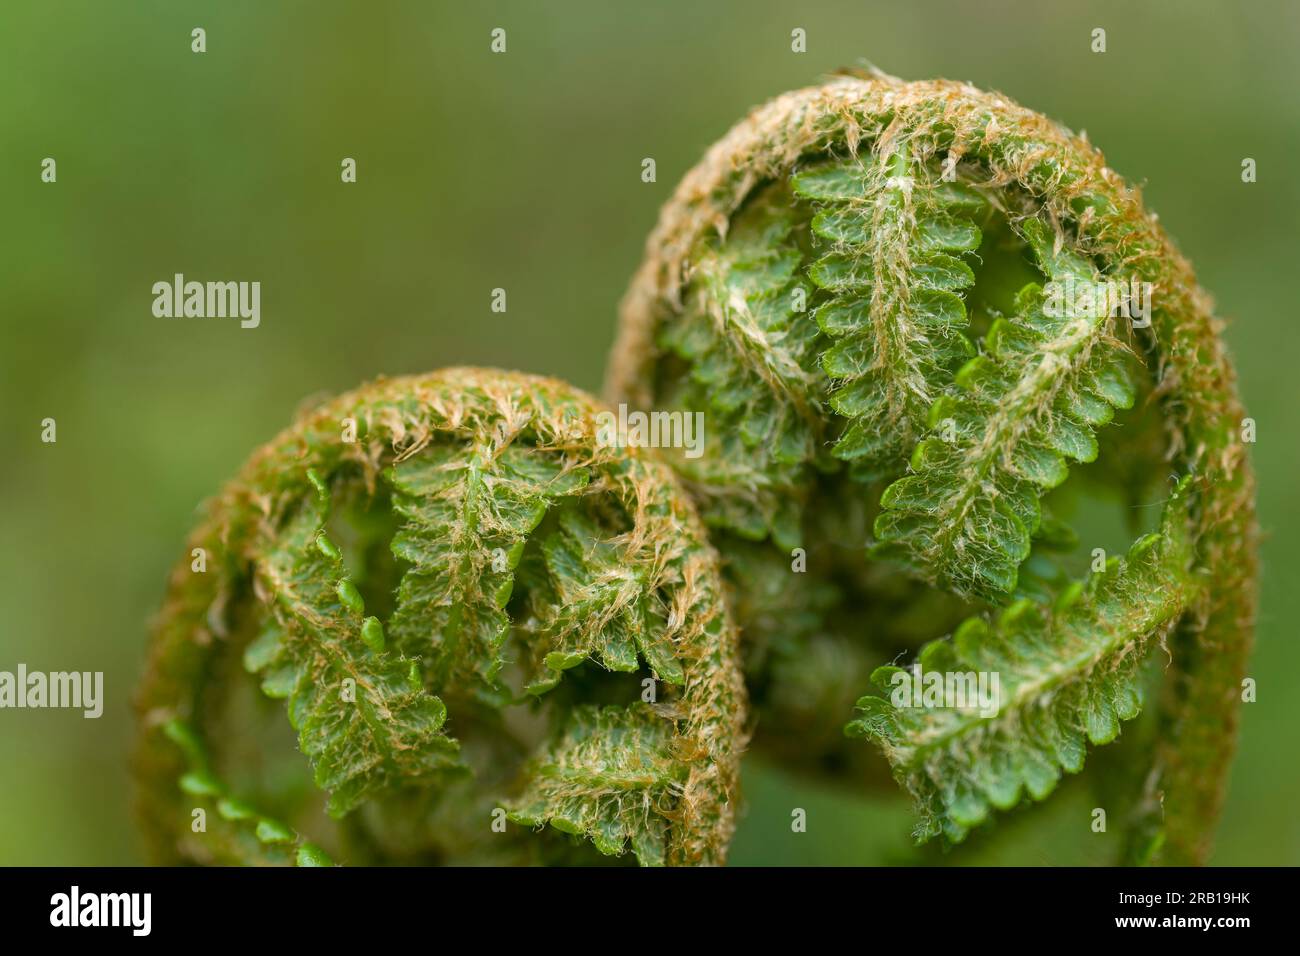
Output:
[1, 0, 1296, 865]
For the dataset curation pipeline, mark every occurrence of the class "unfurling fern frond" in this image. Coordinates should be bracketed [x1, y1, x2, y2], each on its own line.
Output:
[608, 72, 1256, 863]
[872, 216, 1135, 603]
[797, 146, 985, 479]
[135, 368, 746, 866]
[656, 187, 826, 548]
[848, 484, 1196, 843]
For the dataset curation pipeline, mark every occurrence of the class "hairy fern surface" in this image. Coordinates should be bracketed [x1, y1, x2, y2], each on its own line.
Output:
[798, 146, 985, 479]
[656, 186, 826, 548]
[608, 73, 1257, 863]
[873, 216, 1137, 603]
[848, 485, 1196, 843]
[136, 368, 746, 866]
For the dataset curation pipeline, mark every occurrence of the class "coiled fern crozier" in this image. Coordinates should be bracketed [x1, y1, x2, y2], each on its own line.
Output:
[136, 368, 745, 865]
[138, 72, 1257, 868]
[607, 72, 1256, 864]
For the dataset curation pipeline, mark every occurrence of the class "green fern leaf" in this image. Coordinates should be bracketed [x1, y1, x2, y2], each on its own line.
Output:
[848, 489, 1197, 843]
[163, 719, 335, 866]
[249, 490, 461, 817]
[508, 704, 684, 866]
[872, 216, 1137, 602]
[796, 145, 986, 479]
[385, 441, 590, 698]
[523, 503, 686, 694]
[658, 187, 826, 548]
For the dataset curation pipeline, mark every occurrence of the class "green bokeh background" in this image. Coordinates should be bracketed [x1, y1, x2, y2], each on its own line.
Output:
[1, 0, 1296, 865]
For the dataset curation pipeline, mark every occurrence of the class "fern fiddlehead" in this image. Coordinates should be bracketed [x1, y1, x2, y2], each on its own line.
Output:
[135, 368, 746, 866]
[608, 72, 1257, 863]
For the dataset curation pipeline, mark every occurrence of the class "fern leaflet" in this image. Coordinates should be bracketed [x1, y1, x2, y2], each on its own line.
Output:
[848, 486, 1196, 843]
[873, 216, 1139, 602]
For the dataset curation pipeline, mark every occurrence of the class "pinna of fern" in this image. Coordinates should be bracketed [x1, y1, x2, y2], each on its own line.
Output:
[608, 70, 1257, 863]
[135, 367, 746, 866]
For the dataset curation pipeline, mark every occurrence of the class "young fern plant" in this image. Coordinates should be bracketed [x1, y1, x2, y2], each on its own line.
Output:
[135, 368, 746, 866]
[608, 71, 1257, 863]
